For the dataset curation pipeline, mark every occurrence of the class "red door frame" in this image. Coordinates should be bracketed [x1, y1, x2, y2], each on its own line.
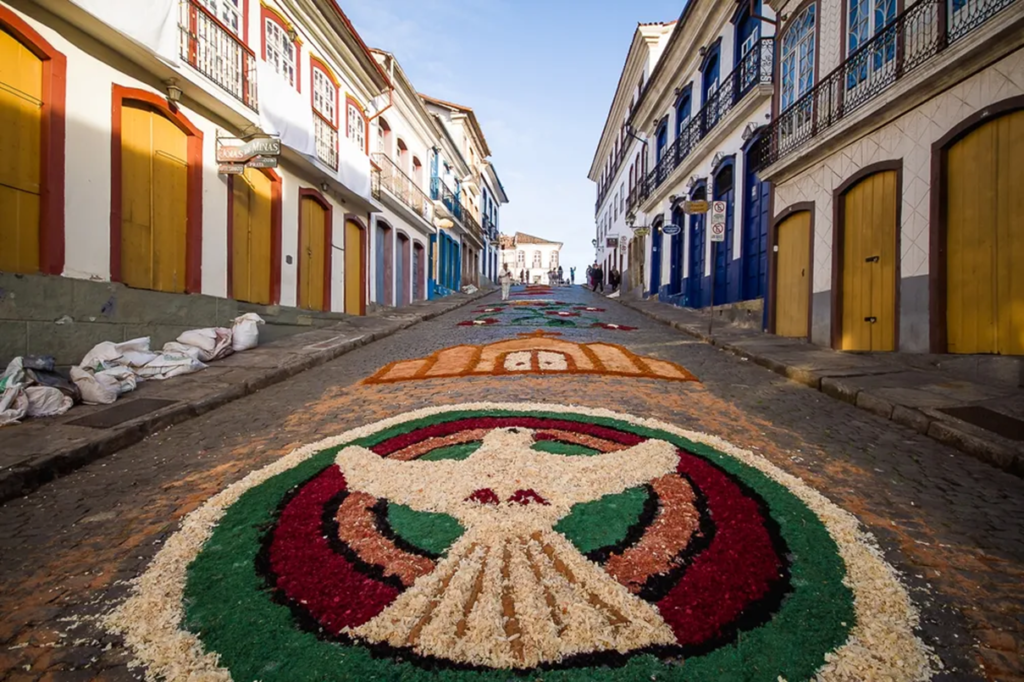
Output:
[0, 6, 66, 275]
[110, 85, 204, 292]
[344, 213, 368, 315]
[226, 168, 283, 303]
[297, 187, 333, 310]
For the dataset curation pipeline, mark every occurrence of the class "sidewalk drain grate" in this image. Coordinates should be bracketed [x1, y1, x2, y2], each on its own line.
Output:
[938, 406, 1024, 441]
[68, 398, 178, 429]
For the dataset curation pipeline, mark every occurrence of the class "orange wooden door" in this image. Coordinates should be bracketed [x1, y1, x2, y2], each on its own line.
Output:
[840, 170, 897, 351]
[946, 110, 1024, 355]
[232, 169, 273, 304]
[774, 211, 810, 338]
[299, 196, 327, 311]
[344, 220, 363, 314]
[0, 27, 42, 273]
[121, 103, 188, 292]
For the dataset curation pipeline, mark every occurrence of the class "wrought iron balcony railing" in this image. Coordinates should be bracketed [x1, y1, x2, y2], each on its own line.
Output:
[315, 115, 338, 170]
[629, 37, 774, 213]
[750, 0, 1015, 172]
[430, 176, 463, 220]
[178, 0, 258, 111]
[372, 153, 432, 221]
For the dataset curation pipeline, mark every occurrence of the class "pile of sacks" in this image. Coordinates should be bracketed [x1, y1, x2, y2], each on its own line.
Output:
[0, 313, 264, 426]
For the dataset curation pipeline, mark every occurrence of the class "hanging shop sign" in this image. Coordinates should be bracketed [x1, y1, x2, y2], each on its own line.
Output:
[661, 224, 682, 236]
[606, 237, 619, 249]
[216, 136, 281, 164]
[683, 200, 709, 214]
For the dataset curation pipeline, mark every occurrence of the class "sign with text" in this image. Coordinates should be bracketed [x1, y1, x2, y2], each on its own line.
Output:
[710, 201, 727, 242]
[606, 237, 619, 248]
[661, 224, 682, 236]
[216, 137, 281, 163]
[683, 200, 709, 214]
[218, 163, 245, 175]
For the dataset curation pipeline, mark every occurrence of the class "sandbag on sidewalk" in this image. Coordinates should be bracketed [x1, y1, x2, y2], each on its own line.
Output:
[135, 352, 206, 381]
[24, 386, 73, 418]
[71, 365, 137, 405]
[176, 328, 234, 362]
[231, 313, 265, 352]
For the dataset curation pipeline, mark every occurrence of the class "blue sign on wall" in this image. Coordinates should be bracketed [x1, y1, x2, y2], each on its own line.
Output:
[662, 224, 682, 236]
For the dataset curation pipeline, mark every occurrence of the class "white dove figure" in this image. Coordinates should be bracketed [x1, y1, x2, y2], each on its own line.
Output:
[335, 427, 681, 669]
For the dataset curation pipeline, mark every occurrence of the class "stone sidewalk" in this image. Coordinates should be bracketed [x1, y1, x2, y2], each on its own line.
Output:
[0, 290, 491, 504]
[620, 297, 1024, 477]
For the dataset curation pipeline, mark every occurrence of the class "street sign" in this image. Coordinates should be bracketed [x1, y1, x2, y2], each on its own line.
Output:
[661, 224, 682, 236]
[633, 228, 650, 237]
[683, 200, 709, 214]
[216, 137, 281, 163]
[218, 163, 245, 175]
[710, 201, 727, 242]
[245, 155, 279, 169]
[619, 237, 628, 253]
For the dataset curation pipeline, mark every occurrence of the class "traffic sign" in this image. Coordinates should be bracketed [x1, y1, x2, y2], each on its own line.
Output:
[711, 201, 727, 242]
[661, 224, 682, 236]
[683, 200, 709, 214]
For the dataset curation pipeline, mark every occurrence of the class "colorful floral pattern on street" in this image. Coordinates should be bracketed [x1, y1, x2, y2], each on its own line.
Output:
[362, 332, 700, 383]
[592, 323, 637, 331]
[461, 301, 613, 329]
[106, 404, 935, 682]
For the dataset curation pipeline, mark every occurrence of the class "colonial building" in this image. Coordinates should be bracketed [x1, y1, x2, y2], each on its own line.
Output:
[626, 0, 776, 323]
[0, 0, 510, 362]
[481, 163, 509, 284]
[750, 0, 1023, 354]
[500, 232, 563, 284]
[589, 20, 675, 294]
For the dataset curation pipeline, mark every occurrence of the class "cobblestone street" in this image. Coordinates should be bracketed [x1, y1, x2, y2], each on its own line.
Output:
[1, 286, 1022, 681]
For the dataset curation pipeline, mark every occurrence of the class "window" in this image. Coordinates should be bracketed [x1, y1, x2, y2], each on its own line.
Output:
[263, 10, 297, 88]
[781, 4, 817, 112]
[311, 60, 338, 169]
[346, 96, 367, 153]
[676, 85, 692, 138]
[847, 0, 896, 87]
[619, 183, 625, 213]
[200, 0, 243, 36]
[532, 251, 542, 268]
[517, 250, 525, 266]
[377, 117, 391, 155]
[550, 251, 559, 268]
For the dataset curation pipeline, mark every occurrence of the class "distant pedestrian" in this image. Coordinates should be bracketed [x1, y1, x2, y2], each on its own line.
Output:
[499, 267, 512, 301]
[520, 269, 525, 284]
[592, 264, 604, 293]
[610, 268, 621, 291]
[570, 267, 576, 285]
[557, 266, 563, 285]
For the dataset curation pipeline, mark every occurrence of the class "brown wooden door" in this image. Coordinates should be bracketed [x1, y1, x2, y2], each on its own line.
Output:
[840, 171, 897, 351]
[775, 211, 810, 338]
[299, 196, 327, 311]
[0, 28, 42, 274]
[231, 168, 273, 304]
[120, 103, 188, 292]
[344, 220, 363, 315]
[946, 110, 1024, 355]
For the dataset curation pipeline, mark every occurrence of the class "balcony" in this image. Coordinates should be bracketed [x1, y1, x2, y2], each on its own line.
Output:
[430, 177, 484, 242]
[629, 37, 774, 213]
[482, 215, 498, 240]
[371, 153, 431, 223]
[178, 0, 258, 111]
[751, 0, 1016, 172]
[315, 115, 338, 170]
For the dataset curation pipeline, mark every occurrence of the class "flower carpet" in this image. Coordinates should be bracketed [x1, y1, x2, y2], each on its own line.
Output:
[107, 402, 935, 682]
[459, 301, 632, 330]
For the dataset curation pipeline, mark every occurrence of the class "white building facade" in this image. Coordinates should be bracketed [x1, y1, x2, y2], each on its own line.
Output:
[0, 0, 389, 322]
[627, 0, 776, 326]
[500, 233, 563, 284]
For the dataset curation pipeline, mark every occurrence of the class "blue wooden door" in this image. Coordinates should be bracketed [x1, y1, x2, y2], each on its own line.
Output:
[713, 166, 735, 306]
[669, 207, 684, 295]
[396, 237, 406, 307]
[687, 186, 706, 307]
[742, 154, 770, 300]
[375, 225, 386, 304]
[650, 224, 662, 297]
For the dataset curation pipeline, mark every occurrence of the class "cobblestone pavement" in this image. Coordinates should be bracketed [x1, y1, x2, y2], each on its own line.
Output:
[1, 286, 1022, 681]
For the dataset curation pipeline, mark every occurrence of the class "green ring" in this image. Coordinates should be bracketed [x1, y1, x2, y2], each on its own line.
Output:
[184, 409, 854, 681]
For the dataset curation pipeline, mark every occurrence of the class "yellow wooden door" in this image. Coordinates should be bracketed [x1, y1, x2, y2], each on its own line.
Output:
[121, 104, 188, 292]
[947, 110, 1024, 355]
[841, 170, 897, 351]
[344, 220, 363, 314]
[0, 28, 42, 274]
[775, 211, 810, 338]
[299, 197, 327, 311]
[231, 169, 273, 304]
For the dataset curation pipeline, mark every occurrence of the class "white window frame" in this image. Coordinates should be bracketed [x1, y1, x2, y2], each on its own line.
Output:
[347, 101, 367, 153]
[264, 17, 295, 87]
[312, 67, 337, 125]
[200, 0, 242, 36]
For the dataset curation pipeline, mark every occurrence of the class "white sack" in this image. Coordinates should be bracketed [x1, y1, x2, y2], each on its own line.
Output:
[0, 389, 28, 426]
[96, 366, 138, 396]
[177, 328, 234, 362]
[162, 342, 204, 360]
[136, 353, 206, 381]
[24, 386, 73, 418]
[231, 313, 265, 351]
[69, 0, 179, 65]
[256, 59, 316, 156]
[79, 337, 153, 372]
[71, 366, 117, 405]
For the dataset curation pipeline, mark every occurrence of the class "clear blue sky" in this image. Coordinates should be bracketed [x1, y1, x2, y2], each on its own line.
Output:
[342, 0, 686, 277]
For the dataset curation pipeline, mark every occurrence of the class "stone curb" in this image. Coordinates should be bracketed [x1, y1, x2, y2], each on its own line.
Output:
[620, 299, 1024, 478]
[0, 291, 493, 505]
